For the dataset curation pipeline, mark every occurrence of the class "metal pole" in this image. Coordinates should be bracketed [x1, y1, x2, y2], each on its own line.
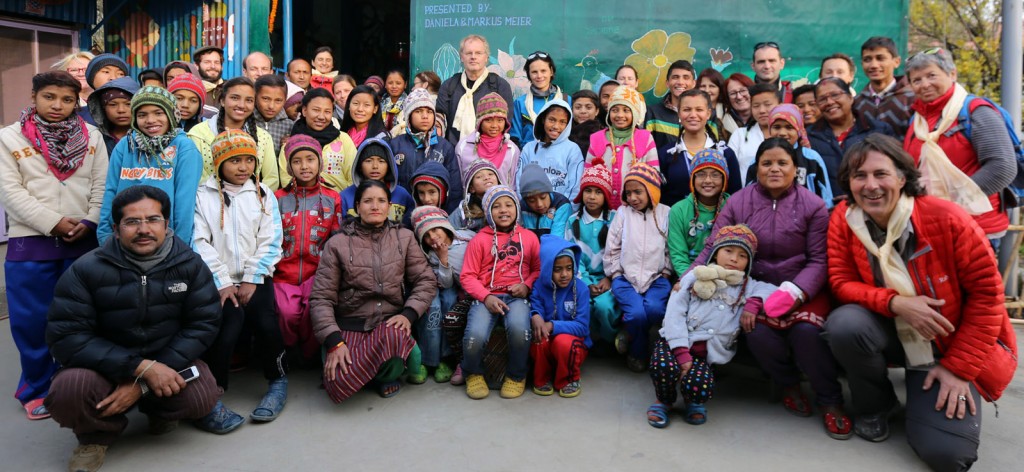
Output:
[1001, 0, 1023, 299]
[283, 0, 293, 69]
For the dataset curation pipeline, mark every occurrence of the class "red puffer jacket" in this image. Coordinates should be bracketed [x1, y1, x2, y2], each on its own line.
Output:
[828, 196, 1017, 400]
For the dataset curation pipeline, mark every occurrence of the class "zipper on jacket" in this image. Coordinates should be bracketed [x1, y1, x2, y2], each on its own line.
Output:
[140, 275, 149, 342]
[297, 192, 307, 282]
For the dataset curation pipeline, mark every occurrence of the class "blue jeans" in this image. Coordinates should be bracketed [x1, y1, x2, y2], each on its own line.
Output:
[461, 294, 532, 380]
[611, 276, 670, 360]
[416, 287, 458, 367]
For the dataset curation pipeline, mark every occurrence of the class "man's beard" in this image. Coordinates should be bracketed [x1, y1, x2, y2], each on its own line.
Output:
[200, 70, 222, 82]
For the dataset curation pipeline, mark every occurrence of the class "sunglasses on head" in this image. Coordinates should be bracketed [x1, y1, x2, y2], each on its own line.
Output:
[753, 41, 780, 52]
[922, 47, 945, 55]
[527, 51, 550, 60]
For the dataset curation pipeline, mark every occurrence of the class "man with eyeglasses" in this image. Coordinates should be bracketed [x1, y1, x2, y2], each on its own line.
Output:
[751, 42, 793, 104]
[436, 34, 514, 144]
[45, 185, 224, 472]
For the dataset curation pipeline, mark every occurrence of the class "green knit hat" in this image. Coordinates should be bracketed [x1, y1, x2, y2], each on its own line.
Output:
[130, 85, 179, 132]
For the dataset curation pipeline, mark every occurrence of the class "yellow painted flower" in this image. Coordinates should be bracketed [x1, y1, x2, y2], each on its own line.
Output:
[624, 30, 697, 96]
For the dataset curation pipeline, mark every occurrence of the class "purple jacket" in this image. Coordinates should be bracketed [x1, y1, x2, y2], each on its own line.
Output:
[693, 183, 828, 299]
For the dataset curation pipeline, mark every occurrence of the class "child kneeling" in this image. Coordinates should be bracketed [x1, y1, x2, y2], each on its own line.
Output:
[530, 235, 591, 398]
[647, 225, 776, 427]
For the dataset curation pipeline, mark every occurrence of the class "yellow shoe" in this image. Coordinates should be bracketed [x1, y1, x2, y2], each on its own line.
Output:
[500, 378, 526, 399]
[465, 374, 489, 399]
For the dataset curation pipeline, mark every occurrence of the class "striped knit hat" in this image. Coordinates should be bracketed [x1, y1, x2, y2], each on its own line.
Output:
[86, 53, 129, 89]
[167, 73, 207, 110]
[575, 158, 614, 204]
[689, 148, 728, 195]
[606, 85, 645, 129]
[475, 92, 510, 132]
[403, 88, 436, 125]
[624, 161, 662, 207]
[364, 75, 384, 90]
[709, 224, 758, 274]
[463, 158, 503, 194]
[283, 134, 323, 177]
[212, 129, 258, 171]
[411, 167, 450, 209]
[411, 205, 455, 252]
[131, 85, 180, 131]
[482, 185, 520, 229]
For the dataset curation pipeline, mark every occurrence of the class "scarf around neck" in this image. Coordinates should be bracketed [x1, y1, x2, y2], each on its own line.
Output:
[846, 195, 935, 367]
[129, 128, 180, 163]
[524, 85, 564, 124]
[19, 106, 90, 182]
[476, 132, 506, 162]
[610, 126, 633, 146]
[912, 83, 991, 215]
[452, 73, 485, 138]
[292, 117, 341, 148]
[121, 228, 175, 274]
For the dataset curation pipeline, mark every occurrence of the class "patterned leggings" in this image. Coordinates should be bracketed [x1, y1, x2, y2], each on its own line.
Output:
[649, 339, 715, 405]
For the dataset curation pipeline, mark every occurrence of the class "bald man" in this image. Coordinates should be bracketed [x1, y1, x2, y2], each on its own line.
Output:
[244, 52, 273, 80]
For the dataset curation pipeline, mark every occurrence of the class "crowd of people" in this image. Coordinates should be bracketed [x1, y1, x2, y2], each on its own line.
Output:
[1, 32, 1019, 472]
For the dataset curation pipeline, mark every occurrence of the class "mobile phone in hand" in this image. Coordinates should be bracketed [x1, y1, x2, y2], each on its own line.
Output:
[139, 365, 201, 395]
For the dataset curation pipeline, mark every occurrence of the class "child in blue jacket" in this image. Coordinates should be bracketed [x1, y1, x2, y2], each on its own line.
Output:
[530, 234, 591, 398]
[518, 163, 572, 238]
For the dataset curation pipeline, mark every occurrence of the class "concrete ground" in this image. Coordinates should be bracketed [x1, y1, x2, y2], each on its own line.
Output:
[0, 243, 1022, 471]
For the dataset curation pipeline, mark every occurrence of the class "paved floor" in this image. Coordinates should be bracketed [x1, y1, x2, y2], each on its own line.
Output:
[1, 246, 1023, 471]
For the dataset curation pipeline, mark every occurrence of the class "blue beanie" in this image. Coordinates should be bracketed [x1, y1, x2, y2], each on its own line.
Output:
[518, 163, 553, 197]
[482, 185, 520, 229]
[86, 53, 129, 89]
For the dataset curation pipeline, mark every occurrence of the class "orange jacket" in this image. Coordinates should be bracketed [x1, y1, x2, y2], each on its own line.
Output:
[828, 196, 1017, 400]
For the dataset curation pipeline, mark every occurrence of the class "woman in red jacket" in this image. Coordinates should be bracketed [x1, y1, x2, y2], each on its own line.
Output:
[826, 134, 1017, 471]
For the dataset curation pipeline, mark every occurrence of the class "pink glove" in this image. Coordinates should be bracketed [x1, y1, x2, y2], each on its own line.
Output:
[671, 346, 692, 367]
[765, 282, 804, 318]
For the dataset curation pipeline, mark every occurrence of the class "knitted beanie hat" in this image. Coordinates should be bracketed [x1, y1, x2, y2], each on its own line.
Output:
[130, 85, 180, 132]
[284, 82, 305, 109]
[768, 103, 810, 148]
[402, 88, 436, 125]
[624, 161, 662, 207]
[475, 92, 510, 132]
[709, 224, 758, 273]
[364, 75, 384, 90]
[411, 205, 455, 252]
[606, 85, 644, 129]
[167, 73, 207, 110]
[283, 134, 323, 176]
[575, 158, 614, 204]
[463, 158, 503, 195]
[689, 148, 729, 195]
[482, 185, 520, 229]
[518, 163, 553, 197]
[212, 129, 258, 171]
[86, 53, 129, 89]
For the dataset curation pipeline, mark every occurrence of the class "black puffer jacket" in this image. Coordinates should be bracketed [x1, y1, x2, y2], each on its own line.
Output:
[47, 236, 221, 382]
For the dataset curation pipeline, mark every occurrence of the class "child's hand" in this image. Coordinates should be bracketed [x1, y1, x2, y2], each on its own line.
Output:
[508, 283, 530, 298]
[433, 242, 449, 266]
[542, 321, 554, 340]
[237, 282, 258, 306]
[219, 285, 239, 307]
[589, 284, 600, 298]
[679, 361, 693, 380]
[50, 217, 78, 238]
[530, 314, 547, 343]
[741, 310, 757, 333]
[484, 295, 509, 315]
[62, 221, 93, 243]
[595, 277, 611, 295]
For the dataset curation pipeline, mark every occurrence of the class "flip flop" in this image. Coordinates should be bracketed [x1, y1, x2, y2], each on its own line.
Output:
[647, 402, 670, 428]
[782, 387, 813, 417]
[684, 403, 707, 425]
[378, 381, 401, 398]
[24, 398, 50, 421]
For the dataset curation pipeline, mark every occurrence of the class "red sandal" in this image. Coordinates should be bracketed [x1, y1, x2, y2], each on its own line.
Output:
[823, 405, 853, 440]
[781, 387, 812, 417]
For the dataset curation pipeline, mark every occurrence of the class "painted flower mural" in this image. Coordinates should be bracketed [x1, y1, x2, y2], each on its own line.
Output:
[709, 47, 733, 72]
[432, 43, 462, 80]
[624, 30, 697, 96]
[487, 38, 530, 99]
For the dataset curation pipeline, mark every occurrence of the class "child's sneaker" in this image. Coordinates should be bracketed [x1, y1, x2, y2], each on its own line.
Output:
[500, 378, 526, 399]
[407, 365, 428, 384]
[558, 381, 581, 398]
[533, 382, 554, 396]
[614, 330, 629, 355]
[450, 364, 465, 385]
[434, 362, 454, 383]
[465, 374, 489, 399]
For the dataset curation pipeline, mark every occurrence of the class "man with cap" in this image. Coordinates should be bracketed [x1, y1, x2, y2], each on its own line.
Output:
[45, 185, 223, 472]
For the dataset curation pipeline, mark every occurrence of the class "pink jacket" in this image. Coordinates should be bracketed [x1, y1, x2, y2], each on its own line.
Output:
[587, 128, 659, 209]
[460, 224, 541, 301]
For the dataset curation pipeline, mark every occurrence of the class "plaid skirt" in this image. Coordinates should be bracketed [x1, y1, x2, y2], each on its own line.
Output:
[324, 324, 415, 403]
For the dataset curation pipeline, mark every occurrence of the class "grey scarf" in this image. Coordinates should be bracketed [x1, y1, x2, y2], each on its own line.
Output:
[121, 229, 175, 274]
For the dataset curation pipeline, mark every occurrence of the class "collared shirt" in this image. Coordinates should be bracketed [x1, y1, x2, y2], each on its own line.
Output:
[255, 109, 294, 155]
[863, 78, 899, 104]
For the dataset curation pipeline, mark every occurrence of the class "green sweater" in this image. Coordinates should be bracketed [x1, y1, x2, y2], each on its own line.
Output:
[667, 193, 729, 275]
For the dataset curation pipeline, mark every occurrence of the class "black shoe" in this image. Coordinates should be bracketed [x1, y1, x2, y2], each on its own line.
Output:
[854, 405, 898, 442]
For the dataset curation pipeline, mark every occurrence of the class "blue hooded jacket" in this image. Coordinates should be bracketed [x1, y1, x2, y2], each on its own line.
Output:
[530, 234, 592, 348]
[409, 160, 456, 213]
[340, 136, 416, 228]
[516, 99, 585, 202]
[87, 76, 142, 153]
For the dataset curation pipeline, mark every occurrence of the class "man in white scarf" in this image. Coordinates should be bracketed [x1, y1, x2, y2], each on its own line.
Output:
[435, 35, 514, 146]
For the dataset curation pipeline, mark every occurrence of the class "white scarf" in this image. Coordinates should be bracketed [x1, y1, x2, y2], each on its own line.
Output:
[912, 83, 992, 215]
[846, 195, 935, 367]
[524, 86, 564, 123]
[452, 73, 485, 139]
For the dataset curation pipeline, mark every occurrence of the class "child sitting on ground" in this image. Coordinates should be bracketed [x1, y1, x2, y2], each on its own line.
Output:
[273, 135, 342, 362]
[647, 225, 776, 428]
[530, 235, 591, 398]
[449, 159, 502, 236]
[340, 137, 415, 227]
[194, 130, 285, 432]
[518, 163, 572, 238]
[410, 206, 467, 384]
[410, 160, 451, 209]
[605, 162, 672, 372]
[667, 149, 731, 276]
[459, 185, 541, 400]
[566, 161, 617, 344]
[455, 93, 520, 189]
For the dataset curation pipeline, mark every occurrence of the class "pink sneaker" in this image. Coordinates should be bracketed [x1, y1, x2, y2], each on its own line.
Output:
[450, 364, 465, 385]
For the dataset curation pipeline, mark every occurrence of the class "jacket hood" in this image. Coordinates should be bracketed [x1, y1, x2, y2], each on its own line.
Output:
[163, 61, 200, 83]
[536, 234, 580, 295]
[87, 77, 141, 132]
[410, 160, 451, 207]
[531, 98, 573, 145]
[351, 136, 399, 190]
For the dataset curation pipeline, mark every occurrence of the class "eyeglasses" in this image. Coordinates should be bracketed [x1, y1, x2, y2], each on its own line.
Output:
[728, 89, 749, 98]
[527, 51, 550, 60]
[66, 67, 86, 75]
[816, 91, 849, 105]
[120, 216, 166, 228]
[753, 41, 780, 52]
[694, 170, 724, 182]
